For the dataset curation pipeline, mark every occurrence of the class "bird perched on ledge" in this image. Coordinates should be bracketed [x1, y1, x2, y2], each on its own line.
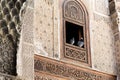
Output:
[69, 37, 75, 45]
[77, 37, 84, 48]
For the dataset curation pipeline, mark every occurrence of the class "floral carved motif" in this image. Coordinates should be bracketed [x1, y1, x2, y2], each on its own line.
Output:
[64, 0, 84, 23]
[65, 47, 87, 63]
[34, 55, 116, 80]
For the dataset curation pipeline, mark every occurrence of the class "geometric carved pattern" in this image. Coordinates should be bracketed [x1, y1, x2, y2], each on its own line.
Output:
[35, 55, 116, 80]
[65, 46, 87, 63]
[64, 0, 84, 23]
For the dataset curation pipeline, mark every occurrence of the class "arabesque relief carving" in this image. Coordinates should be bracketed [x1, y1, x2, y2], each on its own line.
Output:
[64, 0, 84, 23]
[0, 0, 26, 75]
[65, 47, 87, 63]
[34, 55, 116, 80]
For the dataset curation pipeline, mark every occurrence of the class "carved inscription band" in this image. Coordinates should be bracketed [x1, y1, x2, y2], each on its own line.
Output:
[34, 55, 116, 80]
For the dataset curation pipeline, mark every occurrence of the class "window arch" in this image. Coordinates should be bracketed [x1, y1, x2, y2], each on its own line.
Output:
[62, 0, 91, 66]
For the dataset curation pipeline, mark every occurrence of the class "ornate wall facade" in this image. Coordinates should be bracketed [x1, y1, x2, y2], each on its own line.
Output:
[34, 0, 60, 59]
[33, 0, 118, 80]
[90, 0, 117, 75]
[34, 0, 117, 74]
[0, 0, 120, 80]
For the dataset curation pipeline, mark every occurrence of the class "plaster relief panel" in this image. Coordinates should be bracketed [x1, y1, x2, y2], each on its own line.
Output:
[91, 13, 116, 74]
[34, 0, 60, 58]
[95, 0, 109, 15]
[34, 0, 54, 57]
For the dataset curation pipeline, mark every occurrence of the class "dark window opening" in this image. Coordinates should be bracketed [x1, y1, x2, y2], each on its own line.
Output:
[66, 21, 84, 48]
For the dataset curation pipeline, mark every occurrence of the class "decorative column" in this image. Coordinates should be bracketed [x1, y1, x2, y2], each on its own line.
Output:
[109, 0, 120, 80]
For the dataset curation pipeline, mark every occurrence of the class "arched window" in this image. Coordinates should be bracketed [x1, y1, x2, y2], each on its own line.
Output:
[62, 0, 91, 66]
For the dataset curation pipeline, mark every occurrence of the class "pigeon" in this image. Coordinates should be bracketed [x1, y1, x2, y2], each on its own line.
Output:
[69, 37, 75, 45]
[77, 38, 84, 48]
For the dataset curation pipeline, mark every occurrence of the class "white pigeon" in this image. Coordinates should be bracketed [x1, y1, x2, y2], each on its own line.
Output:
[69, 37, 75, 45]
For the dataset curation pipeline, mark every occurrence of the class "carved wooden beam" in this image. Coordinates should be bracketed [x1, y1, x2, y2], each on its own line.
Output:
[34, 55, 116, 80]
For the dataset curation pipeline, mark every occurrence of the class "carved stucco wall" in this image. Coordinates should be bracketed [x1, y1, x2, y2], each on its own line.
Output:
[94, 0, 109, 15]
[0, 0, 117, 79]
[90, 0, 116, 75]
[91, 13, 116, 74]
[17, 0, 34, 80]
[34, 0, 60, 59]
[33, 0, 117, 76]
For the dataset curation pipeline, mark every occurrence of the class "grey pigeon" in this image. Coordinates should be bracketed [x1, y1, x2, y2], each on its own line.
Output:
[77, 38, 84, 48]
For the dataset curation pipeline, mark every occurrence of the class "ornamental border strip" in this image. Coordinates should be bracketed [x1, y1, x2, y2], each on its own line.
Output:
[34, 55, 116, 80]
